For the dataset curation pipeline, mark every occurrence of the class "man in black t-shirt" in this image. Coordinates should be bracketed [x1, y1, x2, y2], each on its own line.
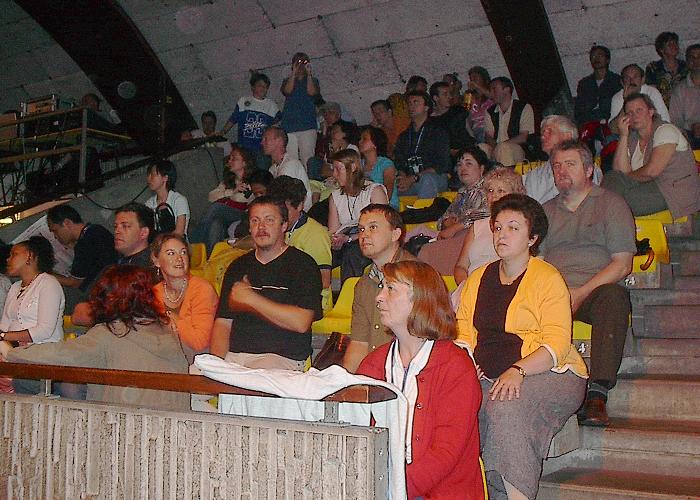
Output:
[210, 196, 322, 370]
[47, 205, 118, 312]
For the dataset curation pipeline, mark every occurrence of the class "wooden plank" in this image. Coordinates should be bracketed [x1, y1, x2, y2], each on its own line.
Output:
[0, 363, 396, 404]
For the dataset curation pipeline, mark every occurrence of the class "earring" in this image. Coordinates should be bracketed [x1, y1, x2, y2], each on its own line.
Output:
[527, 242, 532, 247]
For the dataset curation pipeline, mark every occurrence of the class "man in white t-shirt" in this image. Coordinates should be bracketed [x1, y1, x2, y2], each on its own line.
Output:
[605, 92, 700, 217]
[261, 127, 312, 210]
[609, 64, 670, 129]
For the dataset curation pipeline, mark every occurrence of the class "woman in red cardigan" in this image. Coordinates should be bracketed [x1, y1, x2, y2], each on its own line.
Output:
[356, 261, 483, 499]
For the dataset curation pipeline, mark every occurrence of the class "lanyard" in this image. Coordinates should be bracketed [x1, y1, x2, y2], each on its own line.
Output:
[408, 125, 425, 156]
[390, 341, 411, 393]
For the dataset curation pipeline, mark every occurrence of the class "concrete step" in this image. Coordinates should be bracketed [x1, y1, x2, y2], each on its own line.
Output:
[673, 275, 700, 289]
[538, 468, 700, 499]
[630, 288, 700, 309]
[639, 305, 700, 338]
[607, 374, 700, 422]
[675, 250, 700, 276]
[620, 338, 700, 375]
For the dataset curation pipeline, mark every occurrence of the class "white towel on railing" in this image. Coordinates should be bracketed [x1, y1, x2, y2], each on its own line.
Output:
[194, 354, 408, 500]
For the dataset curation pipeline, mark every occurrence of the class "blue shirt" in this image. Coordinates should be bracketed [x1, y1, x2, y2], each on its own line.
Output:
[280, 76, 320, 133]
[229, 96, 281, 152]
[366, 156, 399, 209]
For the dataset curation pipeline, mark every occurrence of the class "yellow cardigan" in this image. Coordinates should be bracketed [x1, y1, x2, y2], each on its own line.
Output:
[456, 257, 588, 378]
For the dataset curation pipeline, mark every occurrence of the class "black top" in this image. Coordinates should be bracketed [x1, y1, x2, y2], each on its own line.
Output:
[393, 120, 451, 175]
[574, 70, 622, 125]
[429, 106, 475, 152]
[217, 246, 323, 361]
[473, 261, 525, 379]
[71, 224, 119, 291]
[117, 246, 152, 268]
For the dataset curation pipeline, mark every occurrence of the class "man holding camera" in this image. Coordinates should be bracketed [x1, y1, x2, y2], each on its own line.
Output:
[393, 90, 451, 198]
[280, 52, 321, 169]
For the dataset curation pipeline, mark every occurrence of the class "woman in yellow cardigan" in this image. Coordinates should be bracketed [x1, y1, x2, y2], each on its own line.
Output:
[456, 194, 587, 500]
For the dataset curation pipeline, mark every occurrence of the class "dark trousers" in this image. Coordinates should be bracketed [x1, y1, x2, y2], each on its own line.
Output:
[332, 240, 370, 284]
[574, 283, 630, 392]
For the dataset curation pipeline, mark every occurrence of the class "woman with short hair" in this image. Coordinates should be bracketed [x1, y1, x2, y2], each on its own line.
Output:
[456, 194, 587, 499]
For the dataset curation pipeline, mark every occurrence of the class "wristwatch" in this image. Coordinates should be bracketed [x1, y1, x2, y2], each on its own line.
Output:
[511, 364, 526, 377]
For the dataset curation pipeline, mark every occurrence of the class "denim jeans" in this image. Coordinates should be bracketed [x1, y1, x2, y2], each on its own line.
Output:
[190, 202, 243, 254]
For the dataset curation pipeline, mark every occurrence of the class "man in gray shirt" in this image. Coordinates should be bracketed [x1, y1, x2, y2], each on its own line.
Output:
[540, 140, 636, 427]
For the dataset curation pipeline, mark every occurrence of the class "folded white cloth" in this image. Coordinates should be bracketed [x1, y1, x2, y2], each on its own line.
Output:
[194, 354, 408, 499]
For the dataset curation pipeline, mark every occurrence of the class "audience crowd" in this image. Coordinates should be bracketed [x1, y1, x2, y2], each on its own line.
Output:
[1, 29, 700, 500]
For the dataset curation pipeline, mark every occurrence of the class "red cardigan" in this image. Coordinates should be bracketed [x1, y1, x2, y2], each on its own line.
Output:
[357, 339, 484, 500]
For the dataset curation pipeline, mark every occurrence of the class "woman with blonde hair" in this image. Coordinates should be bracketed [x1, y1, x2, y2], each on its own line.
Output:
[357, 261, 483, 499]
[327, 148, 388, 282]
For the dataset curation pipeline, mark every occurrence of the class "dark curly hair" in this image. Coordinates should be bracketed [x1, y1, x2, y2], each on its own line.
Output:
[223, 144, 255, 189]
[88, 265, 167, 336]
[490, 194, 548, 256]
[17, 235, 55, 273]
[361, 126, 388, 157]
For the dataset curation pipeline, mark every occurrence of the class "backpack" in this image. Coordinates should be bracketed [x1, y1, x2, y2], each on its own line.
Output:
[153, 202, 177, 234]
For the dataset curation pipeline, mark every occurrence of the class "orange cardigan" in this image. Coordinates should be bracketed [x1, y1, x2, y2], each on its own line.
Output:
[154, 275, 218, 351]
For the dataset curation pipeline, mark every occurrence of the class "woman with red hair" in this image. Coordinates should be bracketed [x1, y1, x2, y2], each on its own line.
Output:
[7, 265, 189, 410]
[356, 260, 483, 499]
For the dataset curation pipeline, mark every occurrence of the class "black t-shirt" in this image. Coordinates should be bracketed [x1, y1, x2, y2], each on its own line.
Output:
[71, 224, 119, 291]
[217, 246, 323, 361]
[473, 261, 525, 379]
[429, 106, 475, 152]
[393, 121, 452, 175]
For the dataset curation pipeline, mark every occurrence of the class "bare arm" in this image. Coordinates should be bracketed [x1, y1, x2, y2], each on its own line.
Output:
[209, 318, 232, 358]
[320, 269, 331, 290]
[305, 68, 319, 96]
[342, 340, 369, 373]
[327, 196, 340, 234]
[53, 273, 84, 288]
[505, 131, 529, 146]
[382, 166, 397, 202]
[628, 143, 676, 182]
[453, 225, 475, 284]
[173, 215, 187, 237]
[228, 277, 315, 333]
[369, 185, 389, 205]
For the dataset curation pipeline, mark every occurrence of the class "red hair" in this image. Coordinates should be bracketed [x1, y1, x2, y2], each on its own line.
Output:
[89, 265, 166, 336]
[382, 261, 457, 340]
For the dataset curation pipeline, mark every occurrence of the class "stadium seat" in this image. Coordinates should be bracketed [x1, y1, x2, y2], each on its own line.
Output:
[513, 160, 545, 175]
[312, 277, 360, 335]
[399, 195, 418, 211]
[442, 275, 458, 292]
[439, 191, 458, 202]
[636, 210, 688, 225]
[202, 247, 251, 295]
[633, 218, 670, 271]
[404, 197, 440, 233]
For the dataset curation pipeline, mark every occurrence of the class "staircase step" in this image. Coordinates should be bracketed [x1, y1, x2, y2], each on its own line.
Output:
[674, 275, 700, 289]
[607, 374, 700, 421]
[619, 354, 700, 375]
[630, 288, 700, 309]
[640, 305, 700, 338]
[675, 251, 700, 276]
[538, 468, 700, 499]
[633, 337, 700, 357]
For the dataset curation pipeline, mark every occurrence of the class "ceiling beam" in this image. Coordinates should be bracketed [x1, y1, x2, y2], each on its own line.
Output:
[15, 0, 196, 152]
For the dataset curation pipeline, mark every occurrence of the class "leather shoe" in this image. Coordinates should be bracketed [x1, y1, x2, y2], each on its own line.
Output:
[577, 397, 610, 427]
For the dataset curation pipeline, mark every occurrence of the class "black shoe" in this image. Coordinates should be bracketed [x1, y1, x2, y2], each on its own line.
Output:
[578, 397, 610, 427]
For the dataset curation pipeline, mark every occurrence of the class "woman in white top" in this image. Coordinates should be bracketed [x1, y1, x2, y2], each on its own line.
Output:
[328, 149, 388, 282]
[146, 159, 191, 236]
[0, 236, 64, 392]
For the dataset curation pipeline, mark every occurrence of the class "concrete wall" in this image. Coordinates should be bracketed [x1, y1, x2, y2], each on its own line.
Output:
[0, 394, 389, 499]
[0, 1, 698, 132]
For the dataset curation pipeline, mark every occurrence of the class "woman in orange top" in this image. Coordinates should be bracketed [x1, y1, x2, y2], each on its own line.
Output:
[151, 234, 218, 361]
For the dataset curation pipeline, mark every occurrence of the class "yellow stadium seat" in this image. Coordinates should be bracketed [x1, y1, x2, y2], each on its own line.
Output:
[399, 195, 418, 211]
[572, 321, 592, 341]
[405, 221, 438, 233]
[189, 243, 207, 270]
[439, 191, 458, 202]
[312, 277, 360, 335]
[331, 266, 341, 280]
[411, 198, 436, 209]
[636, 210, 688, 225]
[202, 247, 251, 295]
[693, 149, 700, 162]
[209, 241, 233, 261]
[513, 160, 545, 175]
[633, 218, 669, 273]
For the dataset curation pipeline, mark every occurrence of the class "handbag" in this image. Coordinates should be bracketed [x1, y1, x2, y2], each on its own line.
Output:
[404, 233, 433, 256]
[312, 332, 351, 370]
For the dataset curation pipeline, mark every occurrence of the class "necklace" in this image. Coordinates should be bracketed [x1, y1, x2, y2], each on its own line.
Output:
[163, 278, 188, 304]
[499, 261, 525, 286]
[346, 192, 359, 220]
[17, 273, 40, 299]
